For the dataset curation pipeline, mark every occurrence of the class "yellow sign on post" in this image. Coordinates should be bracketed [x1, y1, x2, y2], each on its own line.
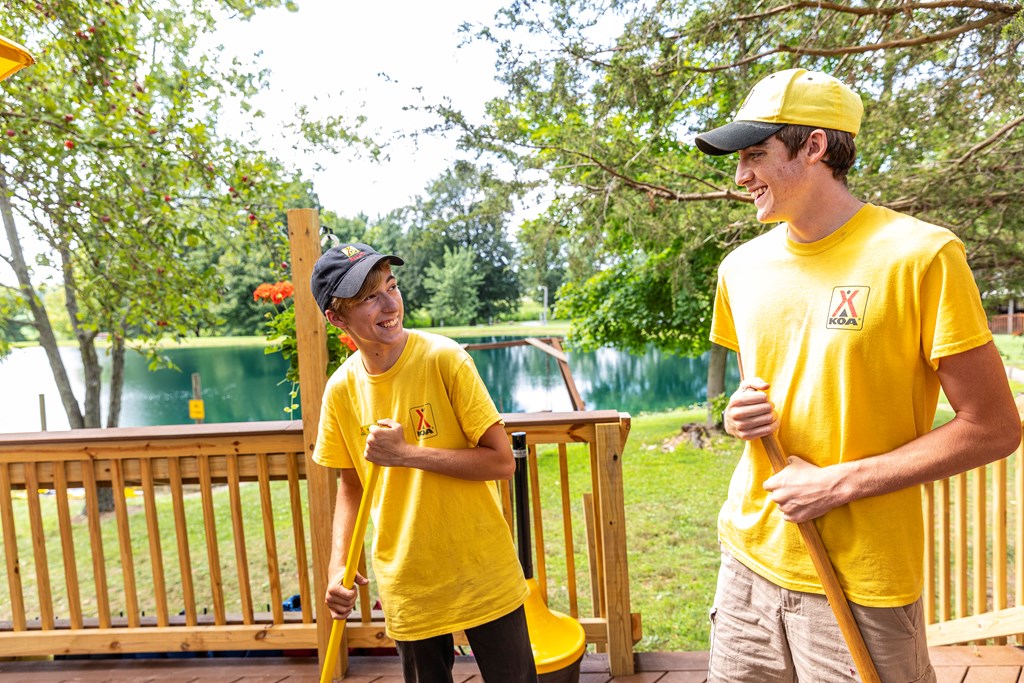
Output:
[188, 399, 205, 421]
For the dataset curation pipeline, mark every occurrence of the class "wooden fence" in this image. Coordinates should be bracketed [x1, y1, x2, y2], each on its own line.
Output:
[925, 395, 1024, 646]
[0, 411, 638, 675]
[989, 314, 1024, 336]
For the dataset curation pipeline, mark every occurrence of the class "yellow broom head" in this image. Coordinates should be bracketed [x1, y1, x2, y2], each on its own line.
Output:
[523, 578, 586, 675]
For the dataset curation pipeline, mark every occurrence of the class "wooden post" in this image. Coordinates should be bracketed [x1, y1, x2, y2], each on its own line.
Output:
[594, 420, 634, 675]
[38, 394, 46, 431]
[286, 209, 340, 679]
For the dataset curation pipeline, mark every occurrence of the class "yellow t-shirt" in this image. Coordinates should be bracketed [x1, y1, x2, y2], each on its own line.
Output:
[710, 204, 992, 607]
[312, 329, 528, 640]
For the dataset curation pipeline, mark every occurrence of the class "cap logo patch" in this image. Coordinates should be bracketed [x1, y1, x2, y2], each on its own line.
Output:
[340, 245, 362, 258]
[827, 286, 870, 330]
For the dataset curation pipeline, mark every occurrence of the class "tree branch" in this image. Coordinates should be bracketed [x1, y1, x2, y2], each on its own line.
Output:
[727, 0, 1019, 23]
[583, 182, 754, 203]
[543, 142, 756, 204]
[954, 115, 1024, 166]
[681, 12, 1013, 73]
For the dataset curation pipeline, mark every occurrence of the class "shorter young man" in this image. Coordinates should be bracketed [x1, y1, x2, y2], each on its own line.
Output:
[309, 242, 537, 682]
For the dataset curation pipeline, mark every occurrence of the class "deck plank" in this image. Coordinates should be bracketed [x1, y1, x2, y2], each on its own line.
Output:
[1, 647, 1023, 681]
[936, 665, 969, 683]
[962, 666, 1022, 683]
[932, 647, 1024, 666]
[657, 673, 708, 683]
[635, 652, 709, 671]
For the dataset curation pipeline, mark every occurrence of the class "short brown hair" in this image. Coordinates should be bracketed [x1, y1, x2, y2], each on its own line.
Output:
[326, 260, 393, 317]
[774, 124, 856, 183]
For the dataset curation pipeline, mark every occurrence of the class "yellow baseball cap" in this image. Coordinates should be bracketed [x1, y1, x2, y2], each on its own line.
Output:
[695, 69, 863, 156]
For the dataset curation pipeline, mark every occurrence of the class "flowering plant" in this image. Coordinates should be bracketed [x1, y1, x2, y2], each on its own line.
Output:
[254, 281, 357, 413]
[253, 281, 295, 304]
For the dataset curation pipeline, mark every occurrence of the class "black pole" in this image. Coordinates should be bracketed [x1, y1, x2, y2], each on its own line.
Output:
[512, 431, 533, 580]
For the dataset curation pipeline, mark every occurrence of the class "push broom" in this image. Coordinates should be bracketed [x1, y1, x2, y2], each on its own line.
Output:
[759, 431, 881, 683]
[319, 461, 380, 683]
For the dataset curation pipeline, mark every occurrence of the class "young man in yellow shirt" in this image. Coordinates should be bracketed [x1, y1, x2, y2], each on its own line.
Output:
[696, 69, 1020, 681]
[309, 243, 536, 682]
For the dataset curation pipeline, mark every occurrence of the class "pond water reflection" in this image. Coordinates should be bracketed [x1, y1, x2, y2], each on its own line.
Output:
[0, 335, 738, 433]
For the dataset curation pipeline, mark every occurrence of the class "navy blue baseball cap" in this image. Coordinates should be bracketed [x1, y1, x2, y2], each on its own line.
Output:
[310, 243, 404, 313]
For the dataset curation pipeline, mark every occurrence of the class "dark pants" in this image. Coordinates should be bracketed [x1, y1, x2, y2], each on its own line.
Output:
[395, 604, 537, 682]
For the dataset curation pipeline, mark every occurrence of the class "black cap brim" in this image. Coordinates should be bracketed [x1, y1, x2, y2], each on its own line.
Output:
[695, 120, 785, 156]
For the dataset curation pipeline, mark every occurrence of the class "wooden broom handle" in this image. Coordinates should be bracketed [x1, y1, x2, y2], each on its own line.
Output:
[760, 433, 882, 683]
[320, 462, 381, 683]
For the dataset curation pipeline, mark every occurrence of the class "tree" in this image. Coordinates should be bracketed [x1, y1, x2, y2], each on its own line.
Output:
[0, 0, 307, 438]
[200, 172, 322, 336]
[517, 215, 567, 312]
[397, 161, 522, 322]
[446, 0, 1024, 420]
[424, 245, 485, 325]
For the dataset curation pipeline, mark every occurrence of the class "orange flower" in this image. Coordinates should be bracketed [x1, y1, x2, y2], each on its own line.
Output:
[253, 283, 273, 302]
[254, 281, 294, 304]
[271, 281, 294, 303]
[338, 332, 358, 352]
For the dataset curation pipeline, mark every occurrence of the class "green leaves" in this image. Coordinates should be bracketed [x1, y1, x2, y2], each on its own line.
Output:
[452, 0, 1024, 354]
[557, 238, 719, 357]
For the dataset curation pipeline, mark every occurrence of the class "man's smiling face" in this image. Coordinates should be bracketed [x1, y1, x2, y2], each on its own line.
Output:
[735, 135, 806, 225]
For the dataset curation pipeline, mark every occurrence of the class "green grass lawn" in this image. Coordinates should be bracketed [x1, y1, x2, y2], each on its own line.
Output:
[620, 409, 738, 651]
[995, 333, 1024, 366]
[522, 406, 735, 652]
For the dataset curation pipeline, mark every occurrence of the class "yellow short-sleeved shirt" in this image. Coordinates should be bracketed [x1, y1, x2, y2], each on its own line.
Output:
[313, 329, 528, 640]
[711, 204, 992, 607]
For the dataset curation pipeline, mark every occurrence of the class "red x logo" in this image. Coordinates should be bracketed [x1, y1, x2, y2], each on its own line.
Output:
[831, 289, 859, 318]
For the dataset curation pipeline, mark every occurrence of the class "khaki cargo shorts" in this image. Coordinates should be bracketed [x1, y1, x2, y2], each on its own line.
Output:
[708, 550, 936, 682]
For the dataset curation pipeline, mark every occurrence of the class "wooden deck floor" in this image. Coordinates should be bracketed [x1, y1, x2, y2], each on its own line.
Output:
[2, 646, 1023, 682]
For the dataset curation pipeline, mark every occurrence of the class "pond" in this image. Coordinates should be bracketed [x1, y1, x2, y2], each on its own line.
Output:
[0, 336, 739, 433]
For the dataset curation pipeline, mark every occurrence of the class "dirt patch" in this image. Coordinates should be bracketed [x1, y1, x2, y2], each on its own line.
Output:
[661, 423, 714, 451]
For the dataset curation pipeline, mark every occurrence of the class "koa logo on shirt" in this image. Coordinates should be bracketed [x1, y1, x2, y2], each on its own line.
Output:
[410, 404, 437, 439]
[827, 286, 870, 330]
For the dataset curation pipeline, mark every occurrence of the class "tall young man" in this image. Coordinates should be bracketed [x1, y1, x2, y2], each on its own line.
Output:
[695, 69, 1020, 681]
[309, 243, 536, 682]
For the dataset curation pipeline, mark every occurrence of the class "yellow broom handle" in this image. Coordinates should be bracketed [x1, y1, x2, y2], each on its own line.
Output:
[760, 433, 881, 683]
[320, 462, 381, 683]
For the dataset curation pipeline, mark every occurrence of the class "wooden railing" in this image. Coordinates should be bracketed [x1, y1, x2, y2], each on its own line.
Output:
[0, 410, 638, 675]
[989, 314, 1024, 336]
[925, 396, 1024, 646]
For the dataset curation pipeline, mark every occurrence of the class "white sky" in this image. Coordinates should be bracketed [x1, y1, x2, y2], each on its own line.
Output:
[208, 0, 508, 219]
